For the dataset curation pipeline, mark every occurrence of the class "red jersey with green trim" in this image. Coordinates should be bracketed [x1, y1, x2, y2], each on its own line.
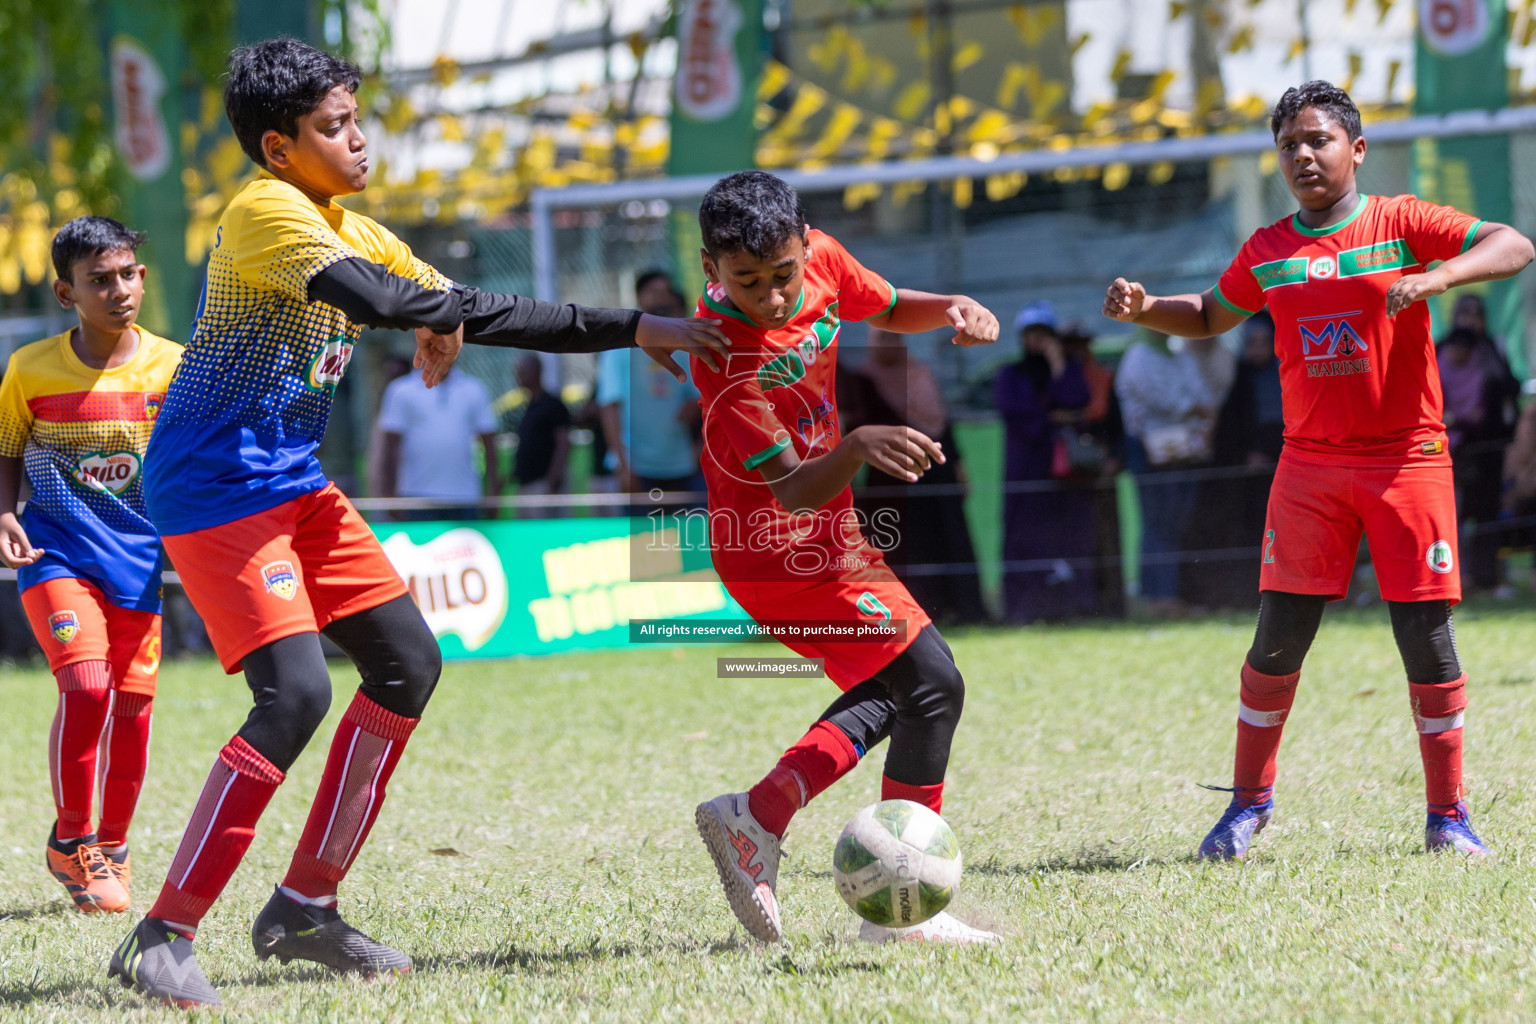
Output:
[690, 229, 898, 585]
[1214, 193, 1481, 461]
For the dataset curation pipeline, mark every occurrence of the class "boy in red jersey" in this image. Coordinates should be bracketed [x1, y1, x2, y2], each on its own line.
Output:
[689, 171, 1001, 944]
[109, 38, 726, 1008]
[0, 217, 181, 914]
[1104, 81, 1533, 860]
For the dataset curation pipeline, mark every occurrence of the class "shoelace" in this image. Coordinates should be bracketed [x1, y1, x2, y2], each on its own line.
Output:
[74, 845, 113, 882]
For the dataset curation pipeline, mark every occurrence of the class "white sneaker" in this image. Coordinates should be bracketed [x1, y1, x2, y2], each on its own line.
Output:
[695, 793, 783, 942]
[858, 911, 999, 945]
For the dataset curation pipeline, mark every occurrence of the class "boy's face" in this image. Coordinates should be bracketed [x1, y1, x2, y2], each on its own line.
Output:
[1275, 106, 1365, 210]
[263, 84, 368, 199]
[701, 232, 810, 330]
[53, 248, 145, 333]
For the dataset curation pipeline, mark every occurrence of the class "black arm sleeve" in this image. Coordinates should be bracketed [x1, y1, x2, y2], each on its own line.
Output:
[307, 258, 463, 332]
[457, 286, 641, 353]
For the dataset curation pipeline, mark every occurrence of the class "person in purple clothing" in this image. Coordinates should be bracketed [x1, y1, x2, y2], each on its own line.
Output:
[996, 301, 1094, 622]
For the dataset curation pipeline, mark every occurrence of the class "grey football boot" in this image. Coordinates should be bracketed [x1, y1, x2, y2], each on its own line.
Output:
[251, 886, 412, 974]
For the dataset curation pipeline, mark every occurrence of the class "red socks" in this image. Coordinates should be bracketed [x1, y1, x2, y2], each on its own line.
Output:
[97, 692, 153, 847]
[748, 721, 860, 838]
[1410, 674, 1467, 814]
[882, 776, 944, 813]
[48, 661, 112, 841]
[150, 736, 284, 933]
[282, 693, 419, 900]
[1231, 662, 1300, 806]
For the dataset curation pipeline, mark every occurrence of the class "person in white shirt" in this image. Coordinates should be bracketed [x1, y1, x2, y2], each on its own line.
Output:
[375, 366, 500, 520]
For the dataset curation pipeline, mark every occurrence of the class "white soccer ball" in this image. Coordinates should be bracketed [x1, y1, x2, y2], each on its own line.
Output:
[832, 799, 963, 928]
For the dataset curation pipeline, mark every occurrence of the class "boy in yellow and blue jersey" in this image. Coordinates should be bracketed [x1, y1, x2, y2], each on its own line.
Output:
[0, 216, 182, 915]
[108, 37, 729, 1008]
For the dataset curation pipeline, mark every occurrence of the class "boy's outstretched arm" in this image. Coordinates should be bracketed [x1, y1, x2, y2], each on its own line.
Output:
[308, 258, 729, 386]
[1385, 222, 1535, 317]
[865, 289, 1000, 346]
[756, 425, 945, 514]
[1102, 279, 1248, 338]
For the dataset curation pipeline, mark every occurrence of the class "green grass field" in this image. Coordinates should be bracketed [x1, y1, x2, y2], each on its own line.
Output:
[4, 602, 1536, 1022]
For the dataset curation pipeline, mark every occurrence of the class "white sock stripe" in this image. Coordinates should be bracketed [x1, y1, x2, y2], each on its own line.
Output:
[317, 728, 362, 854]
[1416, 712, 1465, 735]
[51, 696, 66, 811]
[1237, 701, 1288, 728]
[340, 739, 393, 870]
[176, 770, 238, 890]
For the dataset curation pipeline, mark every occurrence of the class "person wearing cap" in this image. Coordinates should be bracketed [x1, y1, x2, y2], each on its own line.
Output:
[995, 300, 1095, 623]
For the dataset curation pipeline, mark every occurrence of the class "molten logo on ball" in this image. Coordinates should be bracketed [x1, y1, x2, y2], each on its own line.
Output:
[832, 799, 963, 928]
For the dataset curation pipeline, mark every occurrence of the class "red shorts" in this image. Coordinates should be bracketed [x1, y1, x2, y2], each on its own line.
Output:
[1261, 452, 1460, 603]
[727, 574, 933, 689]
[21, 577, 161, 696]
[162, 483, 407, 673]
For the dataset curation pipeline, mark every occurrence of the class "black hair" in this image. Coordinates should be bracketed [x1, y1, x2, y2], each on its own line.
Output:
[698, 171, 807, 260]
[224, 37, 362, 166]
[51, 216, 146, 280]
[1270, 80, 1362, 141]
[1444, 326, 1480, 348]
[635, 269, 680, 296]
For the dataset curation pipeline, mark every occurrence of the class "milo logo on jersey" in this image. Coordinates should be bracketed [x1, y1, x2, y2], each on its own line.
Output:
[306, 336, 356, 390]
[1298, 313, 1371, 378]
[72, 451, 142, 496]
[758, 303, 841, 391]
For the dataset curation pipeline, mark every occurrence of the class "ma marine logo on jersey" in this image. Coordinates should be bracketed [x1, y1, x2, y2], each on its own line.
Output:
[49, 610, 79, 645]
[1298, 313, 1371, 377]
[261, 559, 299, 601]
[72, 451, 142, 496]
[307, 337, 355, 389]
[758, 303, 841, 391]
[796, 389, 837, 453]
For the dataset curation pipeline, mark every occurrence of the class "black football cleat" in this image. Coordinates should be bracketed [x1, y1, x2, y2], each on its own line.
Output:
[251, 886, 412, 975]
[109, 917, 222, 1008]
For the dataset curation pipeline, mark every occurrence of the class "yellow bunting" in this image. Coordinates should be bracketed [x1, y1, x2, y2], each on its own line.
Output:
[431, 54, 460, 87]
[893, 80, 931, 123]
[1103, 163, 1131, 191]
[985, 170, 1025, 201]
[1070, 32, 1091, 57]
[934, 103, 952, 138]
[1259, 149, 1279, 175]
[866, 56, 898, 96]
[953, 41, 984, 74]
[1169, 1, 1187, 18]
[968, 111, 1012, 145]
[1287, 37, 1307, 63]
[841, 37, 873, 92]
[952, 176, 973, 209]
[1110, 48, 1133, 82]
[809, 104, 862, 160]
[997, 63, 1031, 109]
[437, 113, 465, 142]
[843, 182, 881, 211]
[1052, 164, 1079, 183]
[1227, 26, 1253, 53]
[1344, 0, 1358, 14]
[1196, 78, 1224, 117]
[1344, 51, 1362, 93]
[807, 26, 849, 73]
[757, 61, 792, 100]
[1148, 161, 1175, 186]
[1386, 59, 1401, 99]
[765, 83, 827, 143]
[892, 179, 925, 207]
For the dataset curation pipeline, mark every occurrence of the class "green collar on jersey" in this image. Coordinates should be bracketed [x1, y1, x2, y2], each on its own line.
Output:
[1291, 193, 1369, 237]
[702, 287, 806, 326]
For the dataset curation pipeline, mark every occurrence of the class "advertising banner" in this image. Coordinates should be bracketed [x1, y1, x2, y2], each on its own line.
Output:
[1412, 0, 1523, 374]
[372, 517, 749, 660]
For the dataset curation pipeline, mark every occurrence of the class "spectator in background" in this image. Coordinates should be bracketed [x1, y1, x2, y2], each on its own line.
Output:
[376, 366, 499, 520]
[1116, 330, 1222, 617]
[1060, 322, 1124, 616]
[1501, 398, 1536, 589]
[839, 327, 986, 624]
[512, 353, 572, 511]
[1439, 325, 1518, 593]
[1198, 312, 1283, 608]
[597, 271, 703, 514]
[995, 301, 1094, 623]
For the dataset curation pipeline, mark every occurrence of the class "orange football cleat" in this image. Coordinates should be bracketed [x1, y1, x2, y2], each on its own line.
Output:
[100, 843, 133, 901]
[46, 828, 130, 913]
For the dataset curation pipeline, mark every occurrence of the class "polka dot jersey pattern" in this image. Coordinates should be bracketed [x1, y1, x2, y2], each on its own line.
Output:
[0, 330, 182, 611]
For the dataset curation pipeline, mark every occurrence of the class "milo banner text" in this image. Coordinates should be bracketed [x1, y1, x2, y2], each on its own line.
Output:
[373, 518, 748, 659]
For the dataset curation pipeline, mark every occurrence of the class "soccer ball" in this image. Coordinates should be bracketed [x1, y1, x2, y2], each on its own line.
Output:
[832, 799, 962, 928]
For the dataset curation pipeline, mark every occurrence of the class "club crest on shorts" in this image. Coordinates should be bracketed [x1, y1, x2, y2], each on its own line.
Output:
[261, 559, 299, 601]
[1426, 540, 1455, 575]
[49, 610, 79, 645]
